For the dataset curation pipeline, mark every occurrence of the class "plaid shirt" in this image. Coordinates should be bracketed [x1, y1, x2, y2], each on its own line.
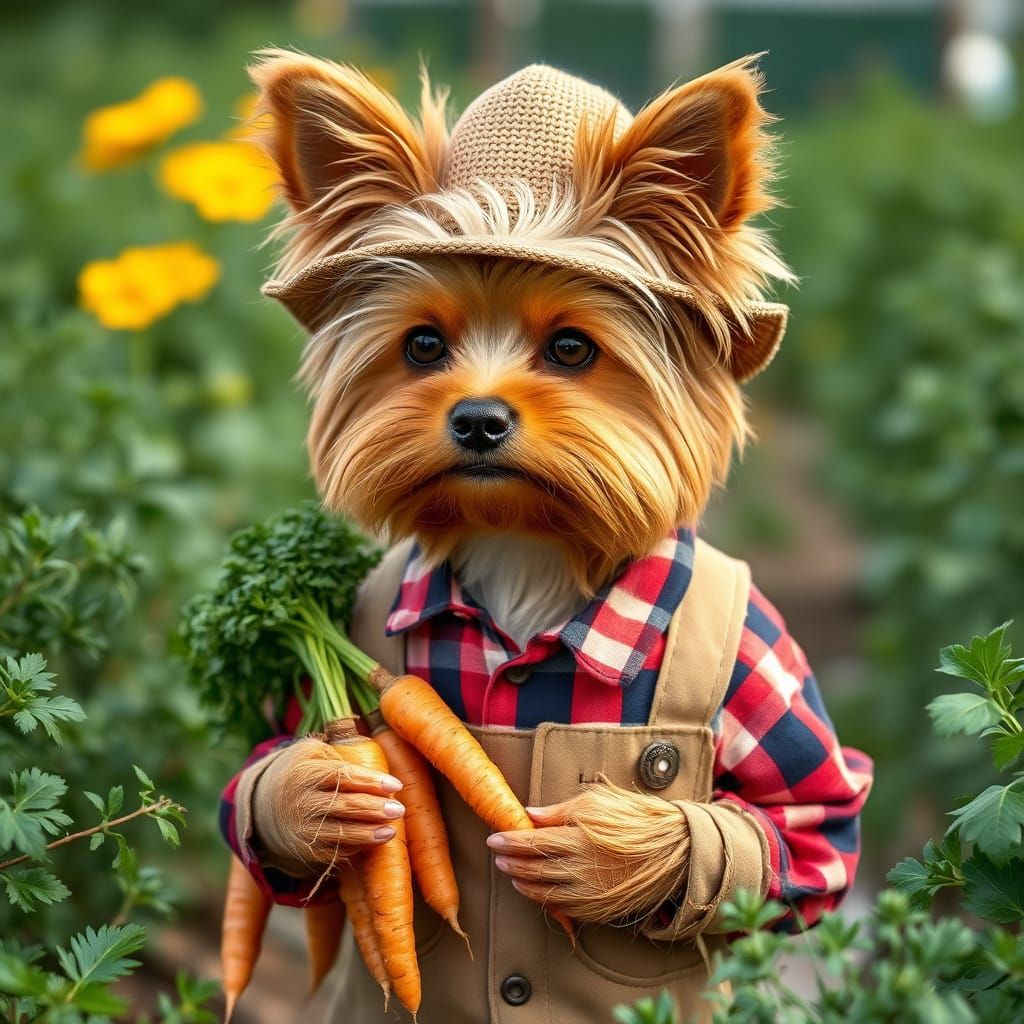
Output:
[221, 529, 872, 929]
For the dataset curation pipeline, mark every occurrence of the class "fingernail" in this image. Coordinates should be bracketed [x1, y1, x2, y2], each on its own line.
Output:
[511, 879, 525, 894]
[374, 826, 396, 841]
[525, 806, 541, 814]
[381, 775, 403, 793]
[383, 800, 405, 819]
[486, 834, 505, 850]
[494, 856, 509, 872]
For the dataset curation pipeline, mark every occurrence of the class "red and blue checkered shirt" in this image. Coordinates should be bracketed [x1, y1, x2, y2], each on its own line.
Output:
[221, 528, 872, 929]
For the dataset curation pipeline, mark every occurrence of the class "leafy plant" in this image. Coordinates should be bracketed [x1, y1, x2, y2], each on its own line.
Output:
[179, 501, 380, 744]
[0, 507, 209, 1023]
[765, 80, 1024, 853]
[617, 623, 1024, 1024]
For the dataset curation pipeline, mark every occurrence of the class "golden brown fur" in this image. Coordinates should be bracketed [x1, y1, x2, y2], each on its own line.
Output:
[248, 50, 790, 594]
[249, 50, 791, 931]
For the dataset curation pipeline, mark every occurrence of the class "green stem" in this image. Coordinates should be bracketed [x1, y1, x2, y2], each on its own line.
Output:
[348, 674, 380, 717]
[282, 626, 352, 726]
[296, 601, 380, 682]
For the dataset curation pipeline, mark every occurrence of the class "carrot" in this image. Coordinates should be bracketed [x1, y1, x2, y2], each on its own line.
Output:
[367, 711, 467, 947]
[369, 672, 530, 832]
[304, 896, 347, 994]
[221, 855, 272, 1021]
[339, 864, 391, 1008]
[328, 719, 421, 1015]
[367, 671, 574, 943]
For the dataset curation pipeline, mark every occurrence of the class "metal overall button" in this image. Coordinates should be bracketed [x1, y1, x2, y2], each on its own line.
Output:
[500, 974, 532, 1006]
[638, 741, 680, 789]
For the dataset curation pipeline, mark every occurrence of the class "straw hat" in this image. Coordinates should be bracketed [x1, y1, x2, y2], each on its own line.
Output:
[262, 64, 789, 382]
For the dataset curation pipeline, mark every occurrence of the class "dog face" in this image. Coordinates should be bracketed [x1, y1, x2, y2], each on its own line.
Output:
[250, 52, 789, 591]
[300, 257, 745, 591]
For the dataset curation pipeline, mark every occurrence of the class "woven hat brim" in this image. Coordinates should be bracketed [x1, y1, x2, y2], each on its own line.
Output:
[262, 238, 789, 382]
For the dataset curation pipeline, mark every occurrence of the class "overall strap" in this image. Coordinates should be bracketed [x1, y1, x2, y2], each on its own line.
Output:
[647, 537, 751, 731]
[348, 539, 413, 676]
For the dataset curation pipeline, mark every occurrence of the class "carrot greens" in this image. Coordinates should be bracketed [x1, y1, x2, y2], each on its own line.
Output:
[179, 502, 381, 743]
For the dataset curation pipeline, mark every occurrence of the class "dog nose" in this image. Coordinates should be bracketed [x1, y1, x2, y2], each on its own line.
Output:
[449, 398, 515, 452]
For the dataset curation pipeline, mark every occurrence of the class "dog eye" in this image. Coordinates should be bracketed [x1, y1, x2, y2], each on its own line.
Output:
[546, 329, 596, 368]
[405, 326, 447, 366]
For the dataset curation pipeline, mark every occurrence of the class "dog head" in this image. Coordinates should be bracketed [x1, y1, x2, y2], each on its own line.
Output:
[251, 53, 790, 592]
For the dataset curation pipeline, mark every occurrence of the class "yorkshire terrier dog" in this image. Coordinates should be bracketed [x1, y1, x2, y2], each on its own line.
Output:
[225, 49, 870, 1023]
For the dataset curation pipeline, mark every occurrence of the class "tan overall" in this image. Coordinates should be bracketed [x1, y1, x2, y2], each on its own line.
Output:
[321, 537, 771, 1024]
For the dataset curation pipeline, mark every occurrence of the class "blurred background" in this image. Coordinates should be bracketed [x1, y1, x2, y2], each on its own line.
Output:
[2, 0, 1022, 1019]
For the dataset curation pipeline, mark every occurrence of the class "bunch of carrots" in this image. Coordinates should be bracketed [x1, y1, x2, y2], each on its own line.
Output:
[182, 504, 561, 1020]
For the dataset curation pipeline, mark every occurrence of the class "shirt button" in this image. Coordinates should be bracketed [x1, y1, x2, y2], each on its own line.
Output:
[504, 664, 532, 685]
[500, 974, 531, 1006]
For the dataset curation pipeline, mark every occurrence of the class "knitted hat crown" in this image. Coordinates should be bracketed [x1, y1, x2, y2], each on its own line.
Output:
[442, 64, 631, 209]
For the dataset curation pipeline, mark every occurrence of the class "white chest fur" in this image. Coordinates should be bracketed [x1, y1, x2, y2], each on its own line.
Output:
[450, 534, 589, 651]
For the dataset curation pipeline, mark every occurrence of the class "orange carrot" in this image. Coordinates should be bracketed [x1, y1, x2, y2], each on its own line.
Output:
[339, 864, 391, 1008]
[370, 673, 530, 832]
[221, 855, 272, 1021]
[368, 671, 574, 943]
[328, 720, 421, 1015]
[368, 713, 467, 945]
[304, 896, 347, 994]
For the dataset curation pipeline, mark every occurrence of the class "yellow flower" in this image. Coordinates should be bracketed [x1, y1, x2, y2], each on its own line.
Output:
[81, 77, 203, 171]
[160, 140, 278, 222]
[78, 242, 220, 330]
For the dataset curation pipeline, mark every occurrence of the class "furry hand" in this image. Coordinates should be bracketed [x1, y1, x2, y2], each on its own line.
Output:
[249, 737, 405, 874]
[487, 782, 691, 925]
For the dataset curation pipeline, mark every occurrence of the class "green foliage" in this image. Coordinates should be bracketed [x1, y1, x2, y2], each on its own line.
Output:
[620, 624, 1024, 1024]
[766, 80, 1024, 848]
[613, 990, 678, 1024]
[180, 501, 380, 740]
[0, 654, 86, 745]
[0, 507, 210, 1022]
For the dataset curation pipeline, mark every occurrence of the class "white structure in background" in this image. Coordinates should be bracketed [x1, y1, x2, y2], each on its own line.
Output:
[945, 0, 1018, 118]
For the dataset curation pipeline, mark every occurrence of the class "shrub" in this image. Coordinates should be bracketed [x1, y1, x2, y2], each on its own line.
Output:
[0, 507, 214, 1022]
[615, 622, 1024, 1024]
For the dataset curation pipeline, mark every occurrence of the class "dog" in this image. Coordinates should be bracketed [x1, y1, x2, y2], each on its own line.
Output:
[223, 51, 871, 1022]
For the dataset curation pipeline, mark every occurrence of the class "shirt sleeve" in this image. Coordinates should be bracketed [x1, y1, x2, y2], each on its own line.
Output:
[711, 583, 874, 931]
[218, 694, 333, 907]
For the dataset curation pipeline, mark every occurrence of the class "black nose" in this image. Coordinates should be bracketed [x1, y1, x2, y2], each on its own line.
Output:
[449, 397, 515, 453]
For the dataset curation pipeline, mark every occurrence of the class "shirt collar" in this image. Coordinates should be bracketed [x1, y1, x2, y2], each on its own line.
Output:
[385, 528, 695, 688]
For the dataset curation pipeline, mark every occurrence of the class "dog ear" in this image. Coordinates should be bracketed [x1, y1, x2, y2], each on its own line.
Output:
[613, 56, 773, 230]
[248, 49, 447, 215]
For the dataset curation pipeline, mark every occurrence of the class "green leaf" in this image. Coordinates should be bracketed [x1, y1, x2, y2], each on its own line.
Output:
[961, 852, 1024, 923]
[71, 980, 129, 1015]
[0, 654, 85, 746]
[89, 832, 104, 851]
[133, 765, 155, 793]
[937, 622, 1024, 692]
[1, 866, 71, 912]
[927, 693, 1002, 736]
[948, 780, 1024, 863]
[83, 792, 105, 814]
[106, 785, 123, 817]
[993, 732, 1024, 771]
[887, 856, 932, 903]
[55, 923, 146, 987]
[156, 816, 180, 848]
[0, 768, 71, 859]
[0, 950, 49, 998]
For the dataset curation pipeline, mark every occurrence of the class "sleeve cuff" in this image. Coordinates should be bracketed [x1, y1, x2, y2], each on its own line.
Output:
[233, 740, 332, 906]
[642, 799, 769, 942]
